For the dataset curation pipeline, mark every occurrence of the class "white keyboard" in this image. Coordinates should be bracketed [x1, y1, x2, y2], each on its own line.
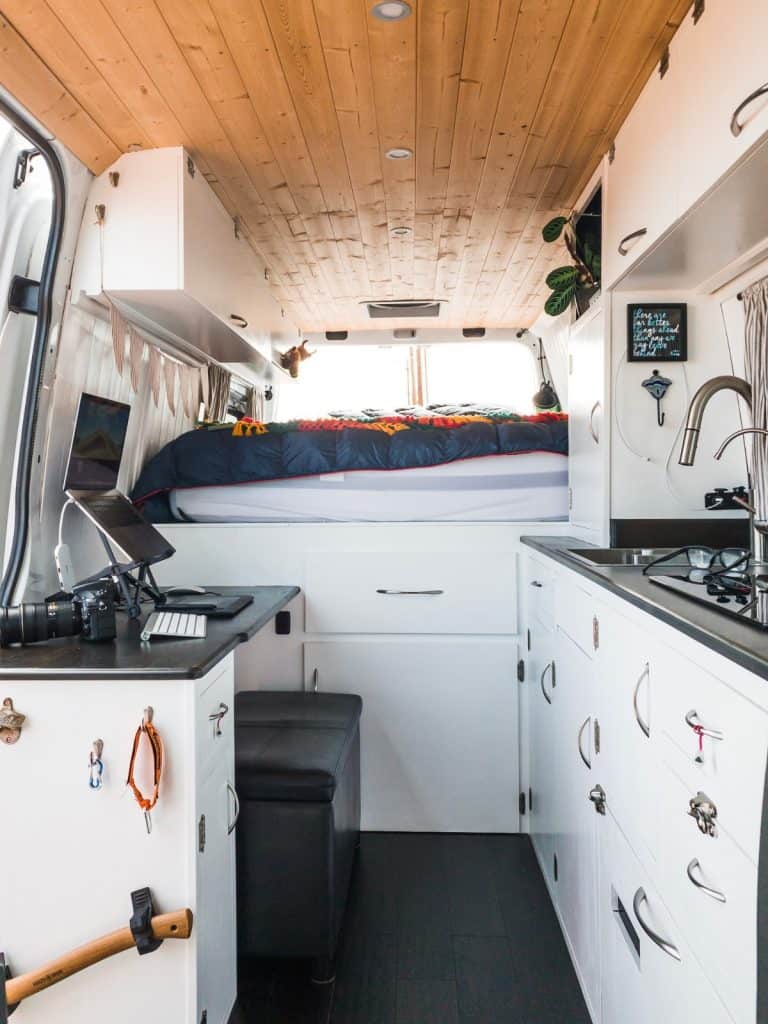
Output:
[141, 610, 208, 641]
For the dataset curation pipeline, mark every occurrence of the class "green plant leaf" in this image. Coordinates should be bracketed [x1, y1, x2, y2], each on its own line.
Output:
[542, 216, 568, 244]
[544, 283, 576, 317]
[545, 265, 579, 291]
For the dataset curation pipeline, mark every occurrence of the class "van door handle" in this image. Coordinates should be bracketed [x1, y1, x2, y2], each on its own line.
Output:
[577, 716, 592, 769]
[731, 83, 768, 136]
[633, 887, 681, 961]
[633, 664, 650, 738]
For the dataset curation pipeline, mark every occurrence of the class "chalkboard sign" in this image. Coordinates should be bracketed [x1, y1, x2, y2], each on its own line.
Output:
[627, 303, 687, 362]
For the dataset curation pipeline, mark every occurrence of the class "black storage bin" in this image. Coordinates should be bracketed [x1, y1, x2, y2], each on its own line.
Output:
[235, 691, 362, 980]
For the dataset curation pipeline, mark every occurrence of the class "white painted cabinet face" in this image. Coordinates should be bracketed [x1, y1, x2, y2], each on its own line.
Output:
[303, 639, 519, 833]
[568, 305, 607, 539]
[528, 622, 558, 888]
[676, 0, 768, 214]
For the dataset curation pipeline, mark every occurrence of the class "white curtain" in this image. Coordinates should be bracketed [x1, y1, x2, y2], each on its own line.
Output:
[744, 278, 768, 519]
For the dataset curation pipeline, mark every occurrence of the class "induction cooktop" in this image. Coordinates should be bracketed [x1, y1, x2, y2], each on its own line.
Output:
[649, 570, 768, 630]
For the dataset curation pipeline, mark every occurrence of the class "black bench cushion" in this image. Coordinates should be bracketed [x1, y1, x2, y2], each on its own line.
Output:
[236, 692, 362, 803]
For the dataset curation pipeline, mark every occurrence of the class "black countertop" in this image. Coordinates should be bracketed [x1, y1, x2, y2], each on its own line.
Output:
[0, 586, 299, 680]
[521, 535, 768, 682]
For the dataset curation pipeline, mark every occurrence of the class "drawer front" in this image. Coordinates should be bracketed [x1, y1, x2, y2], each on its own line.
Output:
[305, 550, 517, 634]
[196, 664, 235, 780]
[555, 576, 600, 658]
[653, 646, 768, 861]
[655, 764, 757, 1024]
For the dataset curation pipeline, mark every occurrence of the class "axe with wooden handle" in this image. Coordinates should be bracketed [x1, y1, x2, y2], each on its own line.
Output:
[0, 889, 192, 1021]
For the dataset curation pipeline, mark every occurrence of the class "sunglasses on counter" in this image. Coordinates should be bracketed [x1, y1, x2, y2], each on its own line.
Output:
[642, 546, 750, 583]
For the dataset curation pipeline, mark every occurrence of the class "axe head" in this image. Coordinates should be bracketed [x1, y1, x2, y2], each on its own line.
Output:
[0, 954, 17, 1020]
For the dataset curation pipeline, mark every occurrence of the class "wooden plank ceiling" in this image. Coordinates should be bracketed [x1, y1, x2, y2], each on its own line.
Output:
[0, 0, 692, 331]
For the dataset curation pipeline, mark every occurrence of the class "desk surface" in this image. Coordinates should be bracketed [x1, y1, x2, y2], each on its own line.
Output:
[0, 586, 299, 680]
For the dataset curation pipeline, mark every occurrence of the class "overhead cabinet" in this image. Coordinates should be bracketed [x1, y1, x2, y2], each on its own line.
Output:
[71, 147, 287, 362]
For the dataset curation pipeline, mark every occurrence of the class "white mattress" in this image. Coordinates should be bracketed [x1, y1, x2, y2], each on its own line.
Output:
[168, 452, 569, 523]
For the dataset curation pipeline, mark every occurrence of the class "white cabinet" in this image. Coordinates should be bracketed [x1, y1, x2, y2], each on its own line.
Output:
[71, 147, 287, 359]
[603, 42, 684, 289]
[528, 621, 558, 887]
[0, 657, 237, 1024]
[567, 303, 608, 540]
[676, 0, 768, 212]
[303, 638, 519, 833]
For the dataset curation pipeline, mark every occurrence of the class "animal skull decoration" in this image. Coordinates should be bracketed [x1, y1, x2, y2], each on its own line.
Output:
[279, 340, 314, 378]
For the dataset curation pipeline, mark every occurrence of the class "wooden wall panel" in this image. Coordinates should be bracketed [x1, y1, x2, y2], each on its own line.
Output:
[0, 0, 692, 330]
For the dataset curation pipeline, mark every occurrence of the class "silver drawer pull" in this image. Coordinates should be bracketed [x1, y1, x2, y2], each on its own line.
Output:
[618, 227, 648, 255]
[730, 83, 768, 136]
[633, 887, 682, 961]
[208, 702, 230, 737]
[685, 709, 723, 741]
[540, 661, 555, 705]
[686, 859, 726, 903]
[376, 589, 444, 596]
[588, 401, 601, 444]
[226, 781, 240, 835]
[577, 716, 592, 769]
[633, 664, 650, 738]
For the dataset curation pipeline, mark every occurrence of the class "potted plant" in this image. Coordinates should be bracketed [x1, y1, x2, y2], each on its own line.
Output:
[541, 214, 601, 317]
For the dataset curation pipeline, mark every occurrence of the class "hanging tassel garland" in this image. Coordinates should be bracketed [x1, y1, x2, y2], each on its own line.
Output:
[148, 346, 162, 408]
[163, 357, 177, 415]
[109, 302, 126, 377]
[128, 327, 145, 394]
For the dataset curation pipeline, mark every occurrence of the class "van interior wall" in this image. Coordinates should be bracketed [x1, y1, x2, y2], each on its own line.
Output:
[26, 302, 196, 599]
[0, 120, 53, 574]
[611, 284, 754, 520]
[530, 312, 570, 412]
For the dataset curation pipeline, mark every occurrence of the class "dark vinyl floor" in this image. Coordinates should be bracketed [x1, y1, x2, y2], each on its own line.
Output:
[237, 833, 591, 1024]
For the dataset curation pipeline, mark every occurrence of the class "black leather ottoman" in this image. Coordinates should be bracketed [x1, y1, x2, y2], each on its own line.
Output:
[235, 691, 362, 982]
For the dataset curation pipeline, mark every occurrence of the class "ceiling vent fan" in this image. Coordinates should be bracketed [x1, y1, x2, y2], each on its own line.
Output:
[364, 300, 441, 319]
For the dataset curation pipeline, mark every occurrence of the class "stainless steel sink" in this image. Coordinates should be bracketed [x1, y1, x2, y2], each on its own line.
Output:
[566, 547, 680, 567]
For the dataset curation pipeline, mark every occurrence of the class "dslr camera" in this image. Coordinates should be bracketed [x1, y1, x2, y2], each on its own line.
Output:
[0, 581, 117, 647]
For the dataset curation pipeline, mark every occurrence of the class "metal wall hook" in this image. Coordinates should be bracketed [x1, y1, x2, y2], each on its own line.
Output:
[641, 369, 672, 427]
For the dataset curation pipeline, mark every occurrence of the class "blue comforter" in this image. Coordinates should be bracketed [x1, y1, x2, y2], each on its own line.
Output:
[132, 418, 568, 521]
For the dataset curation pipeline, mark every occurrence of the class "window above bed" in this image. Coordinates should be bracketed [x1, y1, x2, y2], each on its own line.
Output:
[275, 342, 537, 421]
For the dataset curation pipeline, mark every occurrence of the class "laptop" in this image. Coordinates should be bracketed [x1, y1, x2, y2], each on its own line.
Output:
[64, 392, 175, 566]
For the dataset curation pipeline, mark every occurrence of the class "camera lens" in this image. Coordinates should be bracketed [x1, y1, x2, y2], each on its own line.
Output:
[0, 601, 81, 647]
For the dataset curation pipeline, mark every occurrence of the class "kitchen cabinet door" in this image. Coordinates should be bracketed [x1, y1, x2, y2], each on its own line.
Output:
[528, 621, 558, 888]
[676, 0, 768, 213]
[568, 303, 608, 540]
[303, 638, 518, 833]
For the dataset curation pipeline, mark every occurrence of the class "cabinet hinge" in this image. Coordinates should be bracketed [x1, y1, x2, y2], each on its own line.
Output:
[200, 1012, 207, 1024]
[594, 718, 601, 755]
[529, 787, 533, 813]
[233, 215, 241, 239]
[519, 791, 526, 816]
[568, 487, 573, 511]
[553, 853, 558, 881]
[526, 628, 531, 652]
[658, 46, 670, 79]
[692, 0, 705, 23]
[198, 814, 206, 854]
[592, 615, 600, 651]
[108, 171, 120, 188]
[186, 155, 196, 178]
[608, 141, 616, 165]
[517, 658, 525, 683]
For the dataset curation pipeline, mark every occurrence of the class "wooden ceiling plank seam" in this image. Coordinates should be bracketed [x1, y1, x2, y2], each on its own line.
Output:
[312, 0, 395, 305]
[363, 0, 417, 293]
[95, 0, 321, 323]
[437, 0, 564, 324]
[413, 0, 471, 304]
[433, 0, 525, 304]
[473, 0, 681, 324]
[257, 0, 373, 303]
[0, 11, 120, 172]
[152, 0, 335, 310]
[2, 0, 154, 154]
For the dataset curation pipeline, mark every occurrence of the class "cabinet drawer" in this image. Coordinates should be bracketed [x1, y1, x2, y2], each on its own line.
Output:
[653, 646, 768, 861]
[655, 764, 756, 1024]
[196, 665, 235, 780]
[554, 577, 599, 658]
[526, 557, 556, 631]
[305, 550, 517, 634]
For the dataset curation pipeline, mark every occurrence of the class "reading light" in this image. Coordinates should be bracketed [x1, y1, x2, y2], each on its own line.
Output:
[391, 226, 412, 237]
[385, 147, 413, 160]
[532, 337, 560, 411]
[372, 1, 412, 20]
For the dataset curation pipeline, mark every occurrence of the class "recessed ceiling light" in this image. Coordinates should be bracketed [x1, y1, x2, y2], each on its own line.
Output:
[391, 226, 412, 237]
[371, 1, 412, 21]
[385, 147, 413, 160]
